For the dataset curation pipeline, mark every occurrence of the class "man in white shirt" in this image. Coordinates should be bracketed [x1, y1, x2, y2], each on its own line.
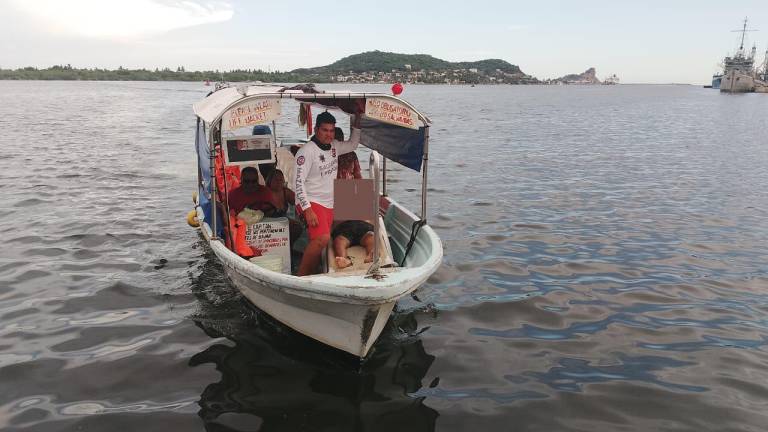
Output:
[295, 111, 361, 275]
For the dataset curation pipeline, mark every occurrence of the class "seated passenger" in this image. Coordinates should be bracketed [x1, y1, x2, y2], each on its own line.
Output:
[226, 166, 273, 258]
[264, 169, 295, 216]
[335, 127, 362, 180]
[265, 169, 302, 243]
[228, 166, 273, 215]
[332, 220, 374, 269]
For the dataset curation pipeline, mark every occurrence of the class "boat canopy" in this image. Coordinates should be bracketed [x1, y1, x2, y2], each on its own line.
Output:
[193, 84, 432, 172]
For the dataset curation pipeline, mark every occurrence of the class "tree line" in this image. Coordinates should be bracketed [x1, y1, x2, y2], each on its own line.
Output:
[0, 65, 317, 82]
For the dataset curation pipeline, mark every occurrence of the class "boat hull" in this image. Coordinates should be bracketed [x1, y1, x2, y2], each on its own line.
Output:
[196, 196, 442, 357]
[224, 264, 395, 357]
[720, 71, 755, 93]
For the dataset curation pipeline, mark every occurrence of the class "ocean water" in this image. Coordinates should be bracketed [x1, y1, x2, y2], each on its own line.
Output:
[1, 81, 768, 431]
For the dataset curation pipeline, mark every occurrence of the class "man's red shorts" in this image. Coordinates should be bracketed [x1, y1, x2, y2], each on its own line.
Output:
[297, 202, 333, 240]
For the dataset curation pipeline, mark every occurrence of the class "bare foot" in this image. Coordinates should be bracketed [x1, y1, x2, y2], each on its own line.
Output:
[335, 256, 352, 269]
[364, 253, 373, 263]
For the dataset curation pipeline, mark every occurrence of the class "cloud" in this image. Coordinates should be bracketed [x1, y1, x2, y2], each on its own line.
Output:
[9, 0, 234, 38]
[507, 24, 530, 31]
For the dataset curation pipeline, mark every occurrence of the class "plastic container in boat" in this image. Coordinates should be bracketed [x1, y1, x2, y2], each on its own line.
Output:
[249, 256, 284, 273]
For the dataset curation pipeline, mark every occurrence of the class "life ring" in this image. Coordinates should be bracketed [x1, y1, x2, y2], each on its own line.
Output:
[187, 209, 200, 228]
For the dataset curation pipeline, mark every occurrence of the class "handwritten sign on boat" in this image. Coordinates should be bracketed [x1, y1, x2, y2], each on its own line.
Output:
[223, 99, 281, 131]
[364, 97, 419, 130]
[245, 218, 291, 273]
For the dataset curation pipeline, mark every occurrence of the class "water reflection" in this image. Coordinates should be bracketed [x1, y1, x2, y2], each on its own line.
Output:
[188, 249, 438, 432]
[520, 355, 707, 393]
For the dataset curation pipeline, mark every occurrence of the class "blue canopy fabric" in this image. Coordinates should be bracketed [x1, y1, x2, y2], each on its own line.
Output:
[359, 118, 425, 172]
[196, 119, 223, 238]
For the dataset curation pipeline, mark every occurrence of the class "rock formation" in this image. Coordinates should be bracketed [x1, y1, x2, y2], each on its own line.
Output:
[551, 68, 602, 84]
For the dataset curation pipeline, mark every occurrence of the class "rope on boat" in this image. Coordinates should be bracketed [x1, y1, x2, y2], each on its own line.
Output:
[400, 219, 427, 267]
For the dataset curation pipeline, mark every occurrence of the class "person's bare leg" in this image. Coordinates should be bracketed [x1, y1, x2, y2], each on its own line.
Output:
[298, 234, 329, 276]
[288, 219, 302, 249]
[333, 236, 352, 269]
[361, 233, 375, 263]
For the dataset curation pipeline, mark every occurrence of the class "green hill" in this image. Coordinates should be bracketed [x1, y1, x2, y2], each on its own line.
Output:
[291, 50, 524, 75]
[0, 51, 535, 84]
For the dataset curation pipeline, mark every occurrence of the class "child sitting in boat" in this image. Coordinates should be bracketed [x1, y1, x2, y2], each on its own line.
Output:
[264, 169, 302, 245]
[332, 220, 374, 269]
[335, 127, 362, 180]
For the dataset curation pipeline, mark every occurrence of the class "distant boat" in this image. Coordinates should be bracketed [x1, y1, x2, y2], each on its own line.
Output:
[204, 79, 211, 86]
[711, 74, 723, 89]
[603, 74, 620, 85]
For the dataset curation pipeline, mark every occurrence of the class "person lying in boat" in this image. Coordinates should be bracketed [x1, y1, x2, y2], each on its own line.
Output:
[228, 166, 273, 215]
[335, 127, 362, 180]
[294, 111, 362, 276]
[332, 220, 374, 269]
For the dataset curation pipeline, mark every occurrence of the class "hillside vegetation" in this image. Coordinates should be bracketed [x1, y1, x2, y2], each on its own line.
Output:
[292, 50, 523, 75]
[0, 51, 534, 84]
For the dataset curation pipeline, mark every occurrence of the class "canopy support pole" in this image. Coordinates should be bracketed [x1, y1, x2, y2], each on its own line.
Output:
[367, 151, 382, 276]
[382, 158, 387, 196]
[195, 118, 203, 194]
[210, 132, 218, 240]
[421, 125, 430, 221]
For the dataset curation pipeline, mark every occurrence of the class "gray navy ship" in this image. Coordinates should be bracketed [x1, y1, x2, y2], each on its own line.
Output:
[718, 18, 768, 93]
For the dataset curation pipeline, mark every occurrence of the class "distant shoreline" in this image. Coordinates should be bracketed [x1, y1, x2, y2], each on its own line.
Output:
[0, 66, 307, 83]
[0, 58, 533, 85]
[0, 78, 694, 86]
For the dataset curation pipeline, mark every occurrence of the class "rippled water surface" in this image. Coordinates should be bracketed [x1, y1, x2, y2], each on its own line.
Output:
[1, 81, 768, 431]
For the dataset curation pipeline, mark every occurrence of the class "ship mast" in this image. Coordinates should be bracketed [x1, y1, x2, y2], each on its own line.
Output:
[732, 17, 758, 55]
[739, 18, 747, 50]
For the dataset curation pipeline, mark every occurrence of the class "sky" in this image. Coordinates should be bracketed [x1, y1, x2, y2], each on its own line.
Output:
[2, 0, 768, 84]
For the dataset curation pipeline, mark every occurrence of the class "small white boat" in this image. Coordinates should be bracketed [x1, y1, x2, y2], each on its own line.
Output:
[191, 84, 442, 357]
